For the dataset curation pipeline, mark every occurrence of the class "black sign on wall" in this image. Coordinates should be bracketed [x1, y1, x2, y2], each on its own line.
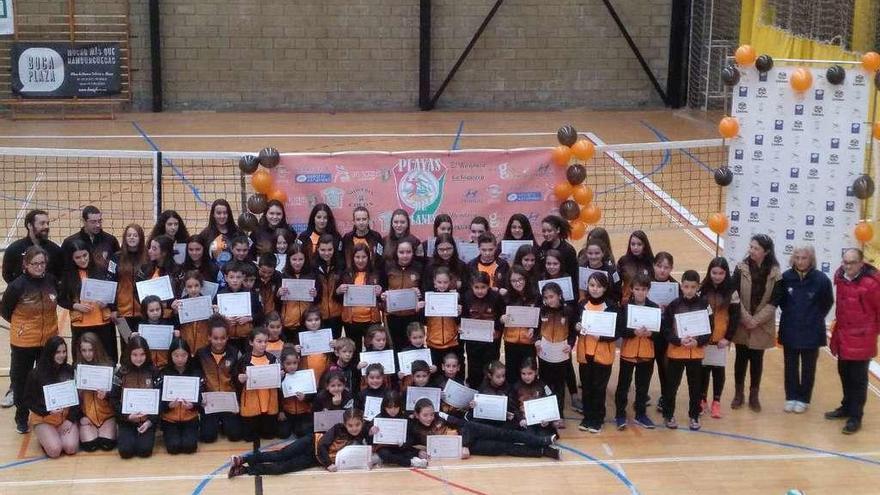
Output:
[11, 42, 122, 98]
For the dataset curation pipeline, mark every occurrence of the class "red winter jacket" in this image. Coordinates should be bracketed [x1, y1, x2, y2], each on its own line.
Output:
[832, 264, 880, 360]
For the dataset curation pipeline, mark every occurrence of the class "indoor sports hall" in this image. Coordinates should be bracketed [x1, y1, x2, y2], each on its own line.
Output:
[1, 1, 879, 494]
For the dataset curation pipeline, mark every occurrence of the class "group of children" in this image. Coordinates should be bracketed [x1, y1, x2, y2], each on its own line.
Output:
[10, 201, 744, 474]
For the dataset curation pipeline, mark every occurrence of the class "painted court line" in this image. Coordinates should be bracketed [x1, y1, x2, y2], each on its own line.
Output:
[2, 172, 44, 249]
[4, 450, 880, 487]
[410, 468, 488, 495]
[0, 132, 560, 140]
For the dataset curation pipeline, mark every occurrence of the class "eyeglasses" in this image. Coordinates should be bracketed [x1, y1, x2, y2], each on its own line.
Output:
[28, 261, 47, 266]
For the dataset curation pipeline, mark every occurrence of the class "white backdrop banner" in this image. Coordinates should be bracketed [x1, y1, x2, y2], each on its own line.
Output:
[724, 65, 870, 274]
[0, 0, 13, 35]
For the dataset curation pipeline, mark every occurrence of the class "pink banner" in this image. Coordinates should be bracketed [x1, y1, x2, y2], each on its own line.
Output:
[274, 149, 564, 239]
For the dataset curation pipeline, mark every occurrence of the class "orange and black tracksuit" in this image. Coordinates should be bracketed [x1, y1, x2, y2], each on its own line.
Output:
[111, 364, 159, 459]
[174, 297, 210, 356]
[256, 270, 282, 318]
[577, 297, 619, 429]
[615, 298, 659, 419]
[616, 254, 653, 305]
[312, 389, 354, 412]
[59, 267, 116, 361]
[76, 361, 116, 451]
[662, 295, 711, 420]
[577, 261, 621, 304]
[316, 422, 368, 467]
[298, 230, 341, 259]
[651, 275, 680, 411]
[315, 261, 344, 339]
[431, 375, 466, 418]
[23, 363, 78, 430]
[236, 352, 279, 441]
[341, 229, 383, 266]
[502, 290, 538, 385]
[1, 272, 59, 428]
[277, 374, 314, 439]
[466, 257, 510, 291]
[536, 304, 577, 417]
[217, 285, 263, 350]
[159, 365, 203, 454]
[382, 260, 424, 350]
[420, 288, 461, 368]
[461, 290, 504, 388]
[540, 239, 579, 290]
[279, 270, 318, 342]
[136, 316, 175, 369]
[339, 269, 383, 355]
[368, 410, 421, 467]
[701, 285, 740, 403]
[197, 345, 243, 442]
[509, 378, 557, 437]
[422, 259, 471, 294]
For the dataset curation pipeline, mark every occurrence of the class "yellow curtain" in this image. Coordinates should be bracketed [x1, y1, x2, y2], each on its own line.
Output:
[739, 0, 880, 260]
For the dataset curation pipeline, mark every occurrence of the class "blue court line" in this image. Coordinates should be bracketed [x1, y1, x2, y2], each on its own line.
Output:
[557, 443, 641, 495]
[0, 456, 48, 471]
[131, 121, 209, 205]
[191, 439, 289, 495]
[678, 428, 880, 467]
[639, 120, 715, 173]
[451, 120, 465, 151]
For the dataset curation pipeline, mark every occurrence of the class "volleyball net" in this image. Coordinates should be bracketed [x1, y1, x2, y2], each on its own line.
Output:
[0, 138, 726, 251]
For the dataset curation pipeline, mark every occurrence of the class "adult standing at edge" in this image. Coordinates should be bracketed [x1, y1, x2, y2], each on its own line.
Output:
[827, 248, 880, 434]
[2, 209, 63, 284]
[730, 234, 781, 413]
[61, 205, 120, 272]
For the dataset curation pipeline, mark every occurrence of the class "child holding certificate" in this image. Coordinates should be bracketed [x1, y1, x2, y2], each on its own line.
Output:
[58, 239, 116, 364]
[328, 338, 357, 394]
[197, 316, 244, 443]
[502, 267, 539, 385]
[615, 274, 659, 430]
[265, 312, 286, 359]
[434, 353, 466, 417]
[512, 244, 542, 286]
[298, 306, 335, 383]
[542, 249, 580, 409]
[421, 267, 462, 367]
[136, 234, 180, 319]
[577, 239, 621, 305]
[172, 271, 210, 356]
[510, 357, 560, 437]
[401, 360, 434, 400]
[277, 345, 314, 439]
[357, 326, 395, 390]
[472, 361, 515, 426]
[315, 234, 345, 339]
[467, 233, 510, 292]
[75, 332, 117, 451]
[575, 272, 619, 433]
[236, 327, 279, 441]
[369, 390, 428, 468]
[136, 295, 175, 368]
[411, 399, 559, 460]
[357, 363, 388, 411]
[313, 371, 354, 412]
[382, 236, 424, 350]
[110, 224, 148, 357]
[255, 253, 282, 317]
[461, 272, 504, 388]
[700, 258, 740, 419]
[661, 270, 711, 431]
[218, 261, 264, 351]
[279, 244, 318, 342]
[160, 338, 202, 454]
[617, 230, 655, 304]
[535, 282, 577, 423]
[339, 245, 384, 354]
[23, 336, 79, 458]
[112, 336, 159, 459]
[651, 251, 680, 414]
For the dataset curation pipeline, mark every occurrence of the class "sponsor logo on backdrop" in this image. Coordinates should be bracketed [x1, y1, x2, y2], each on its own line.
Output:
[322, 187, 345, 208]
[296, 173, 332, 184]
[393, 157, 447, 225]
[815, 89, 825, 100]
[506, 192, 543, 202]
[785, 229, 795, 240]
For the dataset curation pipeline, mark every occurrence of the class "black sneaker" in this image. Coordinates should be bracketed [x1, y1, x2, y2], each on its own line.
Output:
[825, 407, 849, 420]
[842, 418, 862, 435]
[15, 422, 28, 435]
[577, 420, 590, 432]
[543, 446, 561, 460]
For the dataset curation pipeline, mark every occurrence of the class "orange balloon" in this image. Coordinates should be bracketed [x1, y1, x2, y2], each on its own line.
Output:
[571, 139, 595, 161]
[579, 203, 602, 224]
[707, 213, 729, 235]
[572, 185, 594, 205]
[268, 188, 288, 203]
[551, 146, 572, 167]
[553, 182, 573, 201]
[570, 220, 586, 240]
[855, 222, 874, 243]
[790, 67, 813, 92]
[862, 52, 880, 72]
[718, 116, 739, 139]
[735, 45, 757, 66]
[251, 169, 273, 194]
[873, 122, 880, 140]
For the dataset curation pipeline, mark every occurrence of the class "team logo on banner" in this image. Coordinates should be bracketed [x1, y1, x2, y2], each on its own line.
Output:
[393, 157, 447, 224]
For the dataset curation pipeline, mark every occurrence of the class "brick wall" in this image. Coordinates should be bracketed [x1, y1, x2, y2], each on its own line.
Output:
[5, 0, 672, 110]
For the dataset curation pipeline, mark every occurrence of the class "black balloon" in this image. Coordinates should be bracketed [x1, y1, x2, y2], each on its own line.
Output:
[713, 166, 734, 187]
[566, 164, 587, 186]
[239, 154, 259, 174]
[560, 200, 580, 220]
[557, 125, 579, 147]
[721, 65, 740, 86]
[247, 193, 268, 215]
[238, 212, 259, 232]
[826, 65, 846, 85]
[259, 147, 281, 168]
[755, 54, 773, 73]
[853, 174, 875, 200]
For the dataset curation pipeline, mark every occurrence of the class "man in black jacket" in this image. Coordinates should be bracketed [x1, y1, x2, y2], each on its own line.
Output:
[61, 205, 119, 271]
[2, 209, 63, 284]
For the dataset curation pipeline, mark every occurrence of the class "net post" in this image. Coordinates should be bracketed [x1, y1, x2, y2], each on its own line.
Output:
[153, 150, 162, 222]
[239, 170, 247, 214]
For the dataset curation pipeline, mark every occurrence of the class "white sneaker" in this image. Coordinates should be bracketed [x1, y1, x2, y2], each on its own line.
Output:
[370, 454, 383, 467]
[784, 400, 796, 413]
[410, 457, 428, 468]
[0, 390, 13, 408]
[793, 401, 808, 414]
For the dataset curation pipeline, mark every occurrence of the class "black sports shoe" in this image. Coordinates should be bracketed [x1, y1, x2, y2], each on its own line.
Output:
[842, 418, 862, 435]
[824, 407, 848, 420]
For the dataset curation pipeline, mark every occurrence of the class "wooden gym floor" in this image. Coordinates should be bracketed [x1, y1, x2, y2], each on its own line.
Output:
[0, 109, 876, 494]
